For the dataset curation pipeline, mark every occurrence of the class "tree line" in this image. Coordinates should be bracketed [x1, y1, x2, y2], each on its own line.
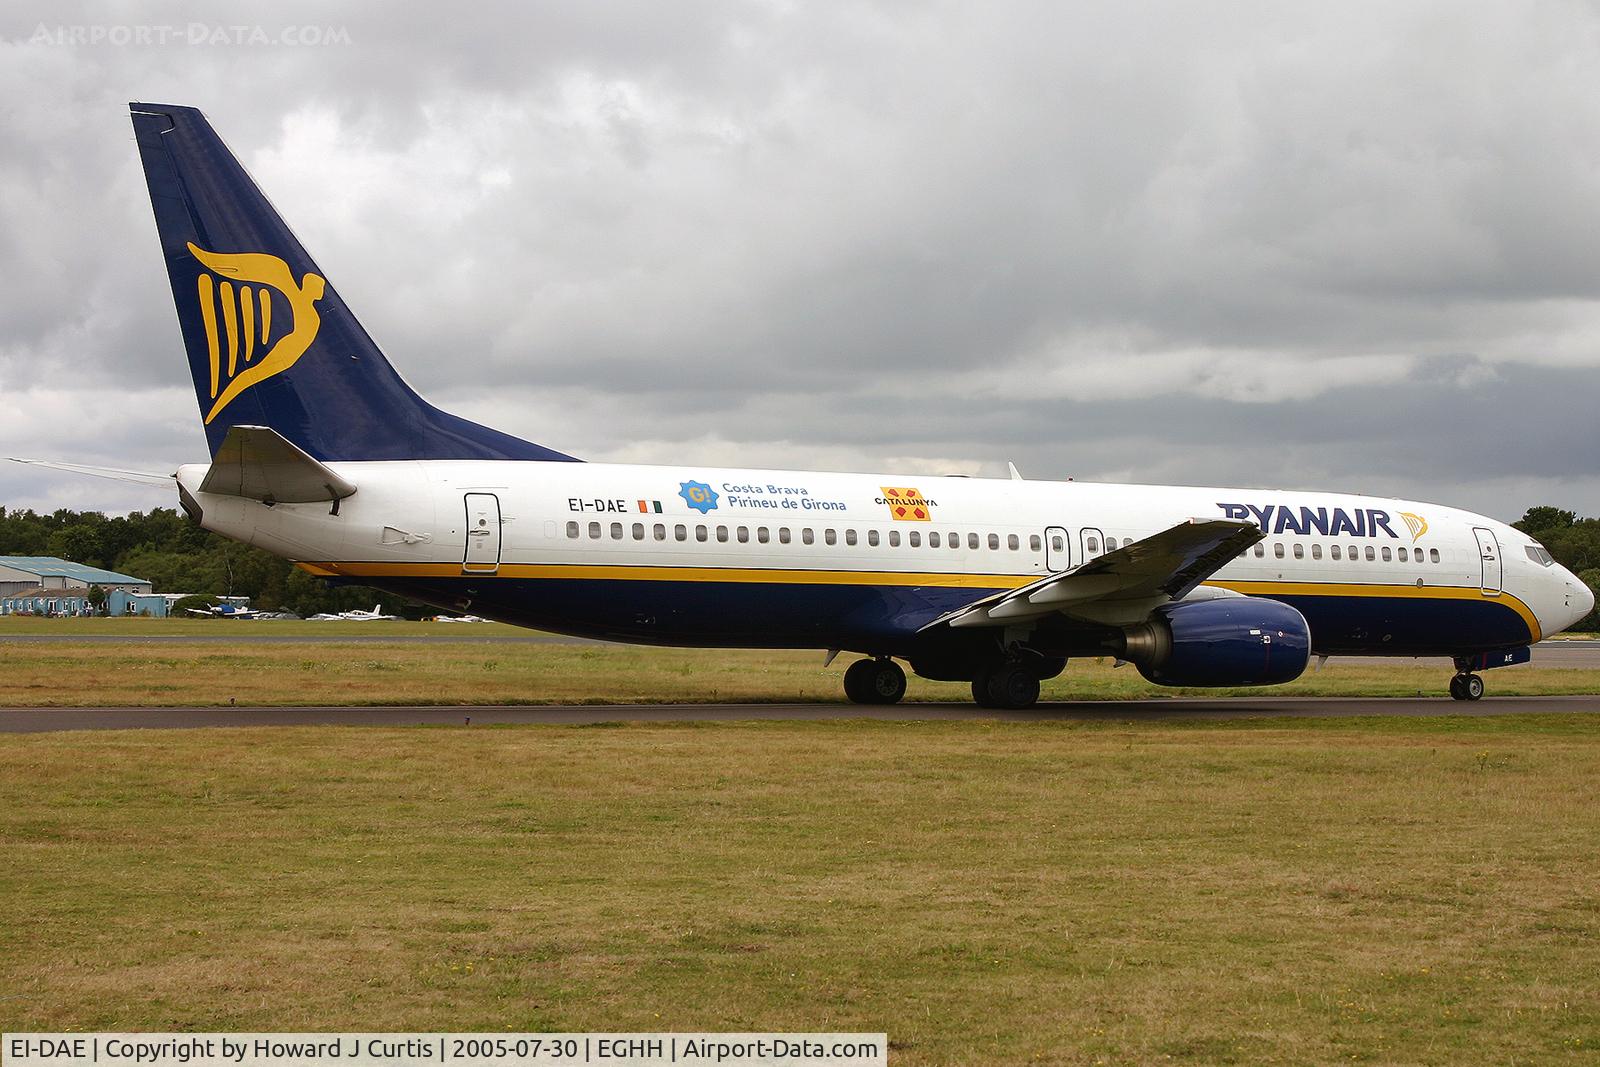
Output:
[0, 505, 424, 617]
[2, 503, 1597, 630]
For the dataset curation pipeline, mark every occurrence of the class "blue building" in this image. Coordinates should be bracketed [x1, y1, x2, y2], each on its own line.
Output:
[0, 556, 153, 616]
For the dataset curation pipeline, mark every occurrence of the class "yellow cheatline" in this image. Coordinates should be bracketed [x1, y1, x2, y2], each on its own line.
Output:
[197, 273, 219, 399]
[289, 561, 1538, 637]
[1214, 580, 1540, 642]
[306, 561, 1033, 589]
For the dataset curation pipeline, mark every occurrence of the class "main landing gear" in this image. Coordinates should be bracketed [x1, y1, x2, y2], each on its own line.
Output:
[971, 661, 1041, 710]
[1449, 672, 1485, 701]
[843, 657, 907, 705]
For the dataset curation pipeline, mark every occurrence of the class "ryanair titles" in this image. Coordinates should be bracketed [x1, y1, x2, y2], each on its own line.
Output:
[1217, 502, 1401, 538]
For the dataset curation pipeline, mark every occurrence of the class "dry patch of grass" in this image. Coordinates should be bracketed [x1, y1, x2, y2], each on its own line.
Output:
[1, 717, 1598, 1063]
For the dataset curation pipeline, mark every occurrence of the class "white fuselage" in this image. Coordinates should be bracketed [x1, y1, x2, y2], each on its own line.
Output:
[176, 460, 1592, 657]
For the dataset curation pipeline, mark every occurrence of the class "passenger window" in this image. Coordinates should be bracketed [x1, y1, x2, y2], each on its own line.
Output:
[757, 527, 770, 543]
[825, 529, 837, 546]
[1105, 537, 1118, 550]
[1274, 543, 1285, 559]
[675, 524, 687, 542]
[889, 530, 901, 547]
[950, 535, 960, 550]
[930, 531, 942, 548]
[1008, 534, 1019, 550]
[1350, 545, 1359, 560]
[966, 533, 977, 550]
[988, 533, 1000, 550]
[696, 525, 708, 543]
[1031, 534, 1043, 552]
[1254, 544, 1264, 558]
[802, 528, 814, 545]
[610, 522, 624, 540]
[1398, 546, 1408, 562]
[1381, 546, 1392, 561]
[778, 528, 791, 544]
[868, 530, 880, 547]
[1050, 535, 1064, 552]
[1086, 536, 1100, 555]
[845, 529, 858, 546]
[1311, 544, 1322, 560]
[1430, 548, 1440, 563]
[566, 521, 579, 539]
[588, 521, 601, 539]
[716, 526, 729, 543]
[653, 524, 665, 541]
[737, 526, 749, 543]
[1293, 544, 1304, 559]
[1365, 545, 1375, 561]
[910, 530, 922, 547]
[632, 523, 645, 540]
[1331, 544, 1341, 560]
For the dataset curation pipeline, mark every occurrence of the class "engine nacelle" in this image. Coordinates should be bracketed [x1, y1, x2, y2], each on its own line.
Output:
[1121, 597, 1311, 688]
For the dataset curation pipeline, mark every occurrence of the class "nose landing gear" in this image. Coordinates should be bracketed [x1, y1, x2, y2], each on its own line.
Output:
[843, 657, 907, 705]
[1449, 672, 1485, 701]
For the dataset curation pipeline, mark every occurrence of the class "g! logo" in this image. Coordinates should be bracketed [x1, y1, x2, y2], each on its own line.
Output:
[189, 242, 326, 424]
[678, 480, 719, 514]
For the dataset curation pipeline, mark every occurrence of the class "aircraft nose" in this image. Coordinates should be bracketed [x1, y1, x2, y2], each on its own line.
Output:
[1577, 577, 1596, 622]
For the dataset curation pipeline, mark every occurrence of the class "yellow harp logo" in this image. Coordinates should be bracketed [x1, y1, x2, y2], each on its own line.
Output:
[1399, 512, 1429, 543]
[189, 242, 326, 424]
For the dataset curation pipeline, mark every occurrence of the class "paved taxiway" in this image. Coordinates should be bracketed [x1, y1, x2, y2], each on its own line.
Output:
[3, 695, 1597, 732]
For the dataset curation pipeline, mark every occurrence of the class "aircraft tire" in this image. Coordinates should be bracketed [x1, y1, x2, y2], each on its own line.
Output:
[868, 658, 907, 704]
[845, 658, 906, 705]
[978, 663, 1041, 710]
[1463, 673, 1485, 701]
[843, 659, 876, 704]
[971, 671, 999, 708]
[1449, 675, 1466, 700]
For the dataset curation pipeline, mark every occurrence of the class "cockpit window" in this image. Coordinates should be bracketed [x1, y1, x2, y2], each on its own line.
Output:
[1525, 544, 1555, 567]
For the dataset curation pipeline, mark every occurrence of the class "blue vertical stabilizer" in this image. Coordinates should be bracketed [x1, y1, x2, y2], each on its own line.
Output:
[130, 102, 579, 463]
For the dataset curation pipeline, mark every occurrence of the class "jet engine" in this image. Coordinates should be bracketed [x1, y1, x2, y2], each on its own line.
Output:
[1120, 597, 1311, 687]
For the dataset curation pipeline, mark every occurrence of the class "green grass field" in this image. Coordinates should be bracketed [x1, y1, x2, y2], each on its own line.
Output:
[1, 617, 1597, 705]
[2, 716, 1598, 1063]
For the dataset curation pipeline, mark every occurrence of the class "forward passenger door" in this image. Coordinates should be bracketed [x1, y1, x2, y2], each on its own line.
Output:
[1472, 527, 1501, 596]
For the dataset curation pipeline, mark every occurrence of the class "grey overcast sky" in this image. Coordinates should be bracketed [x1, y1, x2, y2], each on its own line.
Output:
[3, 1, 1600, 522]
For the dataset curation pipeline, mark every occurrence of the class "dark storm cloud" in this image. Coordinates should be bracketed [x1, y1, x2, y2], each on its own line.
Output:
[3, 0, 1600, 521]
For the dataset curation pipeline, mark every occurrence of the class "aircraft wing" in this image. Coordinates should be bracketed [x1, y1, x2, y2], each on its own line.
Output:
[926, 518, 1263, 631]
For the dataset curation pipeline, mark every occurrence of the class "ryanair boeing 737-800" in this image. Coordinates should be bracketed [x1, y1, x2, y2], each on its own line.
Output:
[117, 103, 1592, 708]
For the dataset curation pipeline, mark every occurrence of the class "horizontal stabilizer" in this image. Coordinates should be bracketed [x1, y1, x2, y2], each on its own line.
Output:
[198, 424, 357, 504]
[6, 457, 174, 486]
